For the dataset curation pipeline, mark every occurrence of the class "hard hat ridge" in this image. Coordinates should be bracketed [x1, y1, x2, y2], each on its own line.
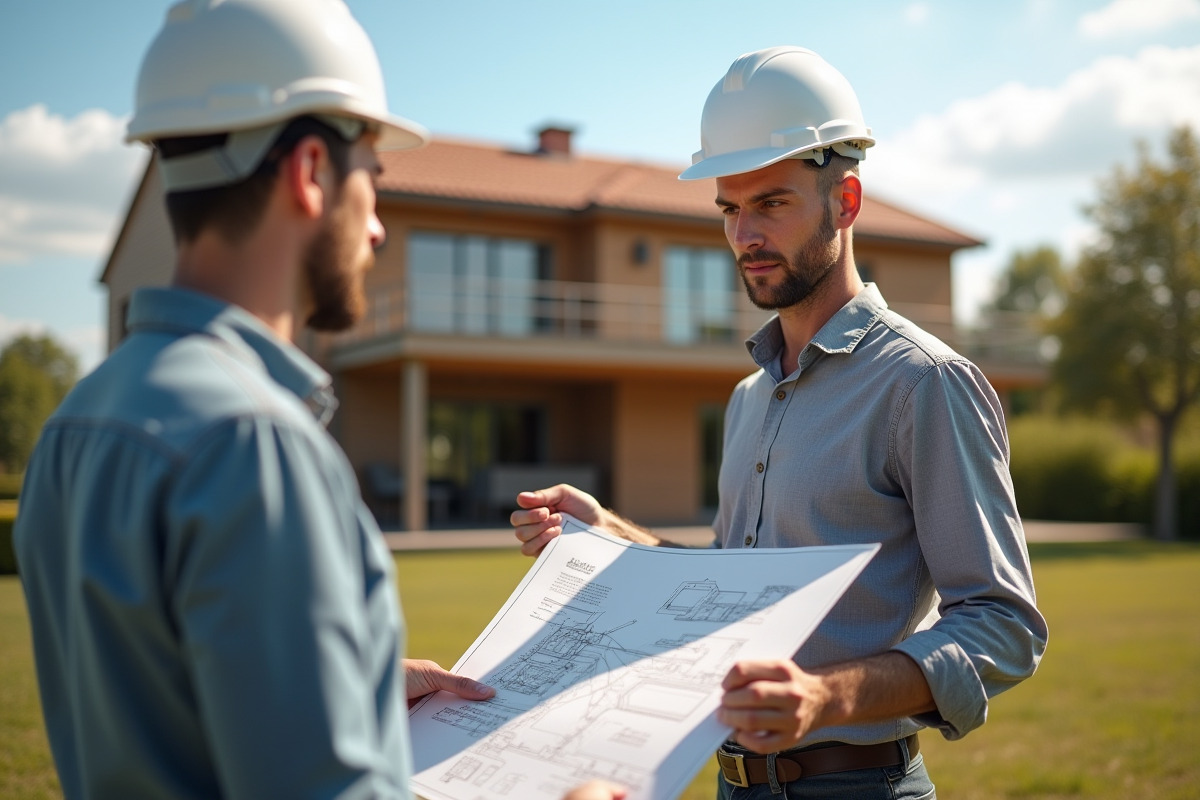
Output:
[679, 46, 874, 181]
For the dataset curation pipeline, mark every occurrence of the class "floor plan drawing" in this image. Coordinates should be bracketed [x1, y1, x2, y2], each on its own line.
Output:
[409, 515, 879, 800]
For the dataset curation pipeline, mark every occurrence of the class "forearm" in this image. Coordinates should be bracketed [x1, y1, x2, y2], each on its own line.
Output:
[812, 651, 936, 730]
[598, 507, 696, 548]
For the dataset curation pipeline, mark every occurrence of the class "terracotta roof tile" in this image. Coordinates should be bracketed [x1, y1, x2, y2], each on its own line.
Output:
[378, 137, 982, 249]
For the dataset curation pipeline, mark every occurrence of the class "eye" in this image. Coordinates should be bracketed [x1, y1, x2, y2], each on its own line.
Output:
[719, 205, 738, 216]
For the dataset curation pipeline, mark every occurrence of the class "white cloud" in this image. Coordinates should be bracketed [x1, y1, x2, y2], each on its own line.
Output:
[0, 313, 46, 344]
[904, 3, 930, 25]
[870, 44, 1200, 195]
[0, 104, 146, 265]
[869, 44, 1200, 320]
[1079, 0, 1200, 39]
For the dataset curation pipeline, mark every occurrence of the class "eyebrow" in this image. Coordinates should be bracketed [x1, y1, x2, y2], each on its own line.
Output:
[714, 186, 797, 208]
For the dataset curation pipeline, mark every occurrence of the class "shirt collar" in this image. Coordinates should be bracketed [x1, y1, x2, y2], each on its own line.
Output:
[745, 283, 889, 373]
[126, 287, 338, 424]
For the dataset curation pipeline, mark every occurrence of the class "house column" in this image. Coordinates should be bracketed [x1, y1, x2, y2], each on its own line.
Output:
[401, 360, 427, 531]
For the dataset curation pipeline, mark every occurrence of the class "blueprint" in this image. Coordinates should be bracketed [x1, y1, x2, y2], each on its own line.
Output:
[409, 515, 878, 800]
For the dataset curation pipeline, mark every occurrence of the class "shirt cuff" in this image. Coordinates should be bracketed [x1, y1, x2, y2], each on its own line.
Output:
[892, 631, 988, 740]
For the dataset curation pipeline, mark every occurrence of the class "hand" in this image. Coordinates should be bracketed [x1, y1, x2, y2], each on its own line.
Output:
[510, 484, 604, 557]
[403, 659, 495, 709]
[717, 659, 832, 753]
[561, 780, 627, 800]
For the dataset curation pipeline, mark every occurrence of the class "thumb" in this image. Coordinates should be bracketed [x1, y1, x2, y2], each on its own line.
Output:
[446, 673, 495, 700]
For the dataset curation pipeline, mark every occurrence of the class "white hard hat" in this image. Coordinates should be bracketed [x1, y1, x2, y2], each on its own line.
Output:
[679, 46, 874, 181]
[127, 0, 429, 191]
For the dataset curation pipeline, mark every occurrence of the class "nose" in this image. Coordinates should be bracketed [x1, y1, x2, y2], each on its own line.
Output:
[368, 210, 386, 250]
[727, 210, 763, 253]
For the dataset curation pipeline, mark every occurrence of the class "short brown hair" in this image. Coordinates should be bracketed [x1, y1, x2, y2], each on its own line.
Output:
[158, 116, 354, 245]
[804, 151, 861, 197]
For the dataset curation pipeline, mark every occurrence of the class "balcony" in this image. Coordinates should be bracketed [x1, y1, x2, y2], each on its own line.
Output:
[326, 278, 1047, 379]
[335, 277, 772, 346]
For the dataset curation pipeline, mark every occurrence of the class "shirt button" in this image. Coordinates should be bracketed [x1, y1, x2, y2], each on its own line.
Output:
[776, 390, 786, 400]
[744, 536, 753, 546]
[755, 462, 764, 473]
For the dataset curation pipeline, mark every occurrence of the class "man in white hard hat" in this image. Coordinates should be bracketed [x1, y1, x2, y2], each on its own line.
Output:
[14, 2, 623, 799]
[511, 47, 1047, 798]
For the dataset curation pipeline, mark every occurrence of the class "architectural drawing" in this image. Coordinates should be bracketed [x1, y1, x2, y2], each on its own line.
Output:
[426, 576, 784, 795]
[409, 516, 879, 800]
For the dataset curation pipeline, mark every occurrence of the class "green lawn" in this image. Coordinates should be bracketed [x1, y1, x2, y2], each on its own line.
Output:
[3, 541, 1198, 799]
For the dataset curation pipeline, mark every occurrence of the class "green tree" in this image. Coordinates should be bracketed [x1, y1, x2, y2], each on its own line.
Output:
[0, 333, 79, 473]
[1051, 127, 1200, 540]
[986, 245, 1067, 317]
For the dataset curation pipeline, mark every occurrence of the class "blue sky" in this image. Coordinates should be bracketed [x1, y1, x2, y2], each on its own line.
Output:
[2, 0, 1199, 372]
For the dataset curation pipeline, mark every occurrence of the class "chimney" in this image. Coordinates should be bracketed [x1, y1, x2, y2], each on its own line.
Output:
[535, 124, 575, 156]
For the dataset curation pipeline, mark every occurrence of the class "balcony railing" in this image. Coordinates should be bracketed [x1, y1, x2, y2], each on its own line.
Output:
[332, 277, 1048, 368]
[957, 309, 1054, 368]
[335, 277, 774, 347]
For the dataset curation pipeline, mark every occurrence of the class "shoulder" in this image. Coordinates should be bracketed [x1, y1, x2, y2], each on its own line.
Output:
[52, 328, 319, 457]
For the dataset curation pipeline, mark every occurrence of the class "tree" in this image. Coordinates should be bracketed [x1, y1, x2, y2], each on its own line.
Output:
[0, 333, 79, 474]
[985, 245, 1067, 317]
[1050, 127, 1200, 540]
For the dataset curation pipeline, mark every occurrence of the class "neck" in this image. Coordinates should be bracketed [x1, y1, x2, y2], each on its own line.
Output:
[172, 220, 305, 342]
[775, 247, 863, 374]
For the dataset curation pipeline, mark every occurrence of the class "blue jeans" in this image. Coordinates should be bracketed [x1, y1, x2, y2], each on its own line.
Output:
[715, 738, 935, 800]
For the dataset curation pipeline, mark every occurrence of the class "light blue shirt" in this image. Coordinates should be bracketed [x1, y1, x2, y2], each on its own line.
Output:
[715, 284, 1048, 745]
[15, 287, 411, 799]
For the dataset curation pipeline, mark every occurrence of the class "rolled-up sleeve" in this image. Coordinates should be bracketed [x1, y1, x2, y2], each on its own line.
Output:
[164, 415, 409, 799]
[890, 359, 1048, 740]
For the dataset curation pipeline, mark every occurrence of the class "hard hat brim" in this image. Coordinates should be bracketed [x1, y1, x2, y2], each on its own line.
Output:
[374, 112, 430, 151]
[678, 146, 803, 181]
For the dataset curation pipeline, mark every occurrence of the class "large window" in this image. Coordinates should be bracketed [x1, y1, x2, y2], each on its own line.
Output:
[663, 246, 736, 343]
[408, 232, 550, 335]
[427, 402, 546, 522]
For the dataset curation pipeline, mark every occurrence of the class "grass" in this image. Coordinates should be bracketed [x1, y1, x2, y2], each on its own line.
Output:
[3, 541, 1199, 799]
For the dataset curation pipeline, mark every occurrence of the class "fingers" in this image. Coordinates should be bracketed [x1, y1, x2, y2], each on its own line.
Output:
[722, 659, 799, 690]
[441, 671, 495, 701]
[515, 489, 551, 510]
[403, 659, 494, 701]
[510, 506, 563, 557]
[717, 659, 813, 753]
[561, 780, 628, 800]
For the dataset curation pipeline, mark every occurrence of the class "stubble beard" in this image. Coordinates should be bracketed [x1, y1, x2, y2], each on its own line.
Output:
[739, 204, 840, 311]
[304, 194, 372, 333]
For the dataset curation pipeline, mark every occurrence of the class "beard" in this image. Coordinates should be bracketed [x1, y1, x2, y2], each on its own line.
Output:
[739, 204, 840, 311]
[304, 196, 372, 333]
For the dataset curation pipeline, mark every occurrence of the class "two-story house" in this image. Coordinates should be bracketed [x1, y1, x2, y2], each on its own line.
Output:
[102, 125, 1023, 532]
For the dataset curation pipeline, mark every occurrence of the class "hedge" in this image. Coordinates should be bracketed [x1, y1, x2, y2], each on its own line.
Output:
[0, 472, 22, 500]
[0, 500, 16, 575]
[1008, 415, 1200, 538]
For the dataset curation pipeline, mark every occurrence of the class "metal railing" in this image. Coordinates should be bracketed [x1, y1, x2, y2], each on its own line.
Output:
[957, 309, 1054, 367]
[333, 277, 1048, 366]
[336, 277, 774, 346]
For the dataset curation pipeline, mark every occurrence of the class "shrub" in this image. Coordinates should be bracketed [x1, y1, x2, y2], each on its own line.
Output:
[1008, 415, 1200, 536]
[0, 500, 17, 575]
[0, 472, 22, 500]
[1008, 416, 1150, 522]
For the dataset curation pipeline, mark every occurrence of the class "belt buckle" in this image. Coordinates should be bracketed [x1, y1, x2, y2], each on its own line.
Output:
[717, 749, 750, 788]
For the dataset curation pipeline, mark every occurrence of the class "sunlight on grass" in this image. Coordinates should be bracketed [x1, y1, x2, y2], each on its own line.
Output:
[1, 541, 1197, 799]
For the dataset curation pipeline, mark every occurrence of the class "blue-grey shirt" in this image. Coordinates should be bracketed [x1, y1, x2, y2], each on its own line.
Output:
[15, 287, 411, 799]
[714, 284, 1047, 745]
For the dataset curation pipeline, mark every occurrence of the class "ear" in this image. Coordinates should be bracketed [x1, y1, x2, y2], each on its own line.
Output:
[833, 173, 863, 230]
[285, 135, 330, 221]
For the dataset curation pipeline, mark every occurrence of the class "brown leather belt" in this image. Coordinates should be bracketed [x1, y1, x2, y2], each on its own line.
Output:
[717, 734, 919, 788]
